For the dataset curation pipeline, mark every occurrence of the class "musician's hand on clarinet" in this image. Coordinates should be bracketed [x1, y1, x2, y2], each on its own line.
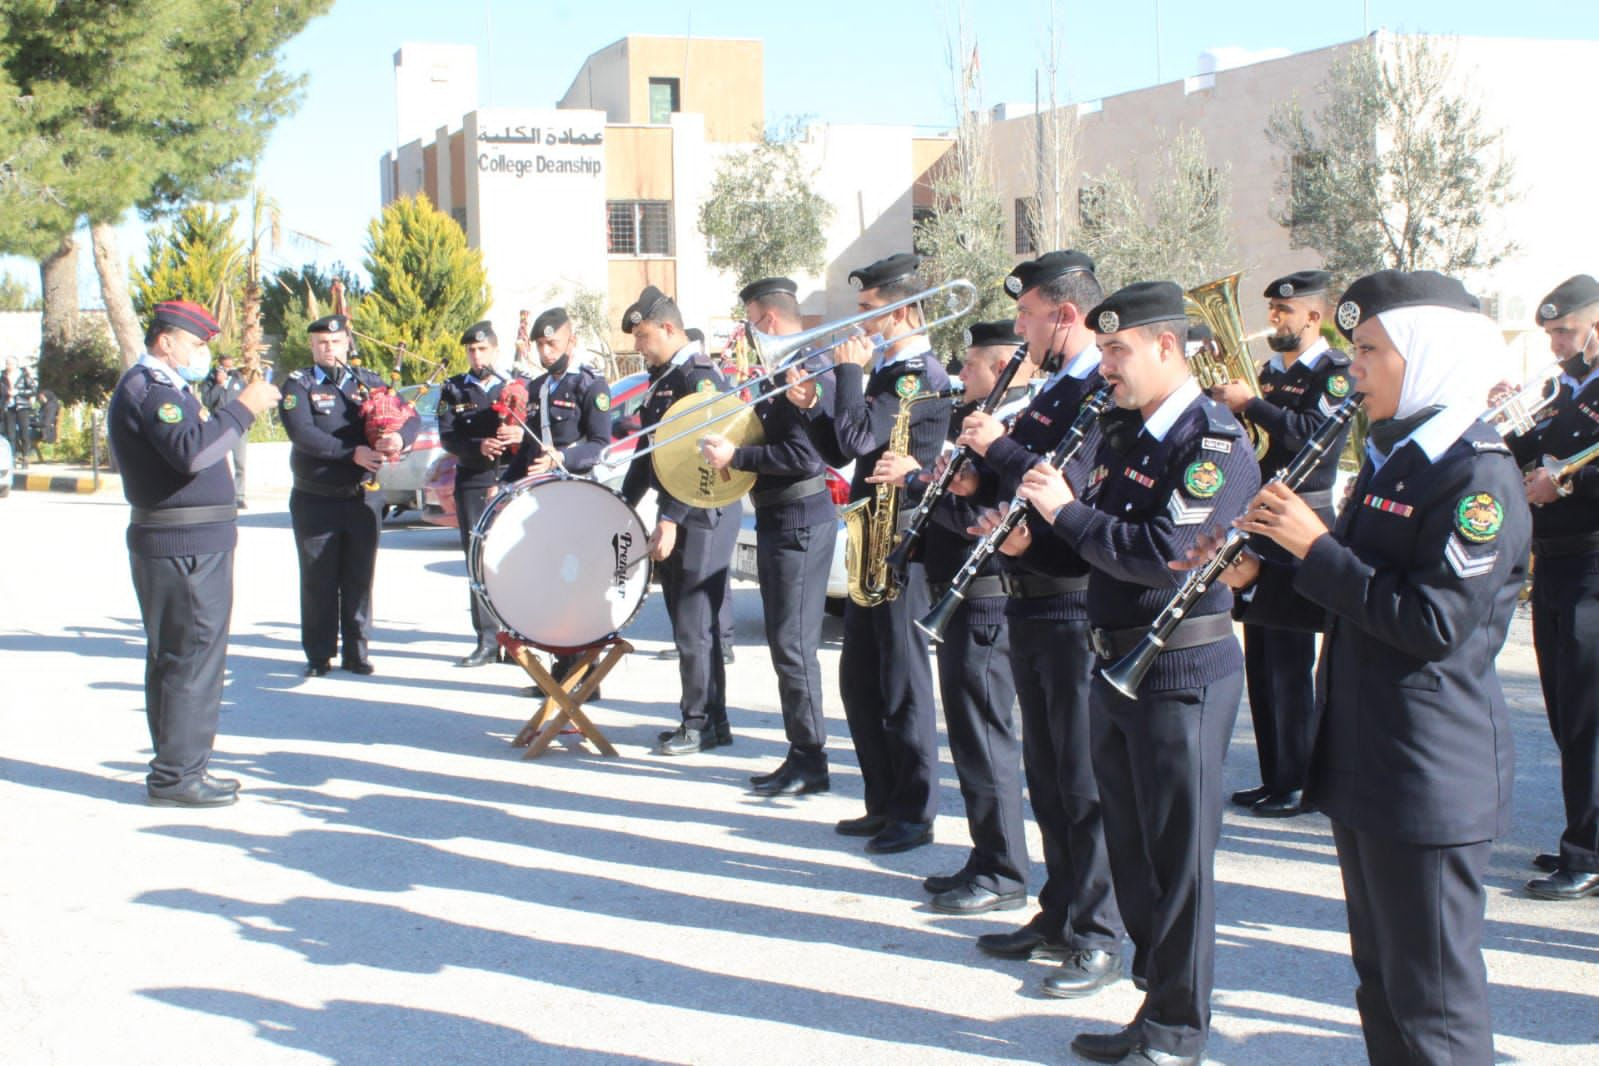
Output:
[1170, 529, 1261, 588]
[699, 433, 735, 470]
[867, 451, 920, 484]
[783, 366, 818, 409]
[931, 452, 980, 496]
[956, 411, 1004, 456]
[1017, 462, 1074, 523]
[966, 505, 1031, 555]
[1234, 482, 1326, 559]
[1524, 466, 1561, 506]
[649, 519, 678, 562]
[238, 380, 281, 415]
[353, 445, 385, 472]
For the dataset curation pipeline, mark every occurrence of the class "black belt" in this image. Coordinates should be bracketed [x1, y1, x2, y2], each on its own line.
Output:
[1089, 612, 1235, 661]
[929, 575, 1007, 602]
[751, 475, 827, 509]
[1001, 572, 1089, 599]
[293, 477, 366, 499]
[130, 504, 237, 527]
[1298, 488, 1335, 511]
[1533, 531, 1599, 559]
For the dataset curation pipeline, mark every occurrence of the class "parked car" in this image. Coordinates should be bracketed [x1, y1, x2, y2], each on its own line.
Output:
[731, 466, 854, 610]
[371, 383, 447, 520]
[0, 435, 12, 497]
[420, 369, 653, 527]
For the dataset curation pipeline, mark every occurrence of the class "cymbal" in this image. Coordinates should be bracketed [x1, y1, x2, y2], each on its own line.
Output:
[651, 391, 765, 508]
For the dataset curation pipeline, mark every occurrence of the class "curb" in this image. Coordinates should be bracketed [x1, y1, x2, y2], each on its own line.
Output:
[10, 471, 111, 494]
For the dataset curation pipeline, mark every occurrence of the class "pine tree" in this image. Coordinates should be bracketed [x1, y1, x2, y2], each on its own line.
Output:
[132, 204, 246, 357]
[353, 194, 491, 385]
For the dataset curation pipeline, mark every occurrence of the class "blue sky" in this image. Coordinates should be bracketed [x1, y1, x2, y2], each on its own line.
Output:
[5, 0, 1586, 303]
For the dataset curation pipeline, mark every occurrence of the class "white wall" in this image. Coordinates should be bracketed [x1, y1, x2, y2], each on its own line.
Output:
[393, 43, 477, 148]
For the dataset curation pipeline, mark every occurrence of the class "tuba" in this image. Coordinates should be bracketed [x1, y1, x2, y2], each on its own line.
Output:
[841, 385, 960, 607]
[1186, 273, 1268, 458]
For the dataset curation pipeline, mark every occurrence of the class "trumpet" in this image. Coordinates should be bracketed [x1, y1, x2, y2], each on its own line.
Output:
[1484, 363, 1562, 437]
[596, 279, 978, 469]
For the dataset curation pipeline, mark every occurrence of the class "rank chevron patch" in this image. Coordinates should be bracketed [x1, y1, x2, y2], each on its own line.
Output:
[1167, 493, 1214, 527]
[1444, 534, 1498, 579]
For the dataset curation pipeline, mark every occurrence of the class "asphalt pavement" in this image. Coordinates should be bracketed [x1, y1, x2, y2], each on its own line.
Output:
[1, 487, 1595, 1065]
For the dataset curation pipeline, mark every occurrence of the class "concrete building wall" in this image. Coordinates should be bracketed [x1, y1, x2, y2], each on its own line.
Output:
[557, 38, 631, 122]
[393, 43, 477, 148]
[559, 36, 762, 144]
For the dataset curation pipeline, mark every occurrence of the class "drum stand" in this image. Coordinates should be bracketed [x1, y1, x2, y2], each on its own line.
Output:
[503, 635, 631, 758]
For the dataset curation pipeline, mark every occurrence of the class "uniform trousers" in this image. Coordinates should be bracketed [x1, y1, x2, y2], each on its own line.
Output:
[1333, 822, 1494, 1065]
[1011, 617, 1123, 949]
[934, 599, 1026, 894]
[1090, 669, 1242, 1058]
[839, 562, 938, 825]
[129, 550, 232, 789]
[453, 477, 498, 640]
[290, 489, 383, 665]
[1531, 550, 1599, 872]
[755, 518, 836, 768]
[1241, 621, 1318, 793]
[228, 437, 248, 501]
[657, 503, 740, 732]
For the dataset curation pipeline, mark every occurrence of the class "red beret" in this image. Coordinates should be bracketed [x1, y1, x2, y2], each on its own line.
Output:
[152, 300, 221, 341]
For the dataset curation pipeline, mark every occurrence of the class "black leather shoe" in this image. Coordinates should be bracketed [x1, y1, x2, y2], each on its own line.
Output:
[343, 659, 375, 676]
[1249, 790, 1313, 818]
[1532, 852, 1562, 873]
[713, 719, 733, 747]
[455, 642, 498, 668]
[866, 820, 933, 854]
[1230, 784, 1270, 808]
[835, 813, 889, 837]
[203, 774, 241, 794]
[750, 759, 792, 788]
[1070, 1026, 1140, 1064]
[1113, 1045, 1202, 1065]
[922, 869, 972, 895]
[1526, 869, 1599, 900]
[657, 726, 706, 756]
[976, 923, 1068, 960]
[147, 777, 239, 808]
[658, 722, 729, 749]
[751, 765, 830, 796]
[1042, 949, 1123, 998]
[305, 661, 332, 677]
[931, 884, 1026, 915]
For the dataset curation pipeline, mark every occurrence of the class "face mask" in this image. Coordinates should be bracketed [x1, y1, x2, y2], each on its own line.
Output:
[177, 342, 213, 383]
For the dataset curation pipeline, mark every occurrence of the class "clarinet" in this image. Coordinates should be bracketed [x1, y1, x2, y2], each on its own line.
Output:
[1100, 392, 1365, 698]
[916, 385, 1116, 643]
[885, 345, 1028, 582]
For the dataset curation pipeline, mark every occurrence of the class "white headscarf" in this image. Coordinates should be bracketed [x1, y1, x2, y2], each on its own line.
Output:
[1376, 304, 1507, 454]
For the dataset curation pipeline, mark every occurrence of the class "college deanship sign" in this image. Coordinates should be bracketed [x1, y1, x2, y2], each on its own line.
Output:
[476, 118, 604, 180]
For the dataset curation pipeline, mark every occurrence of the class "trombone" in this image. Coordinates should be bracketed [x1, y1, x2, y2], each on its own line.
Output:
[596, 278, 978, 468]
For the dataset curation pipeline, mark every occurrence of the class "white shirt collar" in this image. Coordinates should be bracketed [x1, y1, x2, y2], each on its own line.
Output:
[875, 333, 931, 373]
[1266, 336, 1330, 374]
[466, 369, 507, 390]
[1141, 378, 1203, 442]
[137, 353, 182, 389]
[669, 343, 696, 368]
[1047, 341, 1101, 390]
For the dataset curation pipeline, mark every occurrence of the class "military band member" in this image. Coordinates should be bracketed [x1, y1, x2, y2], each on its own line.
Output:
[953, 252, 1128, 995]
[619, 286, 742, 755]
[1216, 270, 1530, 1063]
[108, 301, 280, 805]
[911, 320, 1034, 913]
[437, 321, 515, 667]
[503, 306, 612, 480]
[1211, 270, 1353, 818]
[1017, 282, 1259, 1065]
[700, 277, 837, 795]
[279, 315, 419, 677]
[1513, 275, 1599, 901]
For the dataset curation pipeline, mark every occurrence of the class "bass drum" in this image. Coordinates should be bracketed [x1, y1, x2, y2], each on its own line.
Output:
[468, 474, 652, 652]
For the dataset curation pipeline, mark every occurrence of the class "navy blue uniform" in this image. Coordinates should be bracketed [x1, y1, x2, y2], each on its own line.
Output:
[504, 363, 612, 479]
[279, 364, 419, 668]
[729, 360, 838, 769]
[1047, 384, 1259, 1059]
[108, 359, 253, 790]
[621, 348, 743, 735]
[202, 368, 249, 503]
[1238, 343, 1356, 799]
[438, 370, 513, 641]
[1242, 420, 1529, 1065]
[804, 344, 950, 826]
[1506, 355, 1599, 876]
[976, 355, 1125, 955]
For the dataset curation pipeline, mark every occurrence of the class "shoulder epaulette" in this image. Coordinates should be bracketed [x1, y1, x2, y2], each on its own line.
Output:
[1199, 397, 1246, 435]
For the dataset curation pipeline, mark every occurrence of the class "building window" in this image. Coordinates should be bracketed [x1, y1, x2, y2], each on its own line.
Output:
[648, 78, 680, 124]
[1014, 197, 1039, 255]
[911, 205, 936, 256]
[607, 200, 673, 256]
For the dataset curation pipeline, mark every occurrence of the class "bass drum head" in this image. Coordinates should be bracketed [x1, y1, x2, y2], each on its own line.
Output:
[476, 477, 651, 652]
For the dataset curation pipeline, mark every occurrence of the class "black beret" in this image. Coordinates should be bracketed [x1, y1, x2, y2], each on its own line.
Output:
[1264, 270, 1333, 300]
[621, 285, 672, 334]
[962, 320, 1020, 349]
[1004, 250, 1095, 299]
[1087, 281, 1187, 335]
[307, 314, 348, 335]
[531, 307, 569, 339]
[151, 300, 221, 341]
[1535, 275, 1599, 323]
[1333, 270, 1480, 339]
[738, 277, 797, 305]
[1187, 321, 1214, 345]
[848, 253, 920, 292]
[460, 320, 496, 346]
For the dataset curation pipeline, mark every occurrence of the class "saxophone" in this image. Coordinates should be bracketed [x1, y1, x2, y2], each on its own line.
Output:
[841, 386, 959, 607]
